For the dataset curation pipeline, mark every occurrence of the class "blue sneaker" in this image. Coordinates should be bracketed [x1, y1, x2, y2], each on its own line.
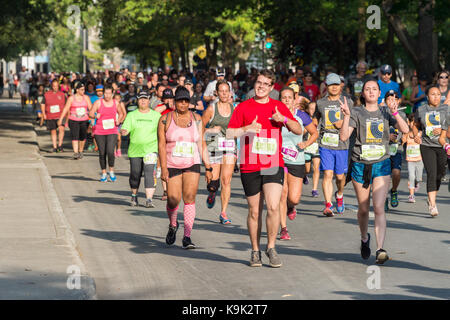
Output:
[335, 192, 345, 214]
[109, 172, 117, 182]
[390, 189, 398, 207]
[100, 173, 107, 182]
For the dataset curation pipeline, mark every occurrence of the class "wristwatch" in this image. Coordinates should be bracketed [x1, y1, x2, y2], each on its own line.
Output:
[205, 167, 213, 172]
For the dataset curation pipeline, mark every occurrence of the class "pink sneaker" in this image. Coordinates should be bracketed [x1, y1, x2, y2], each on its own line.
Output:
[116, 149, 122, 157]
[280, 228, 291, 240]
[287, 207, 297, 220]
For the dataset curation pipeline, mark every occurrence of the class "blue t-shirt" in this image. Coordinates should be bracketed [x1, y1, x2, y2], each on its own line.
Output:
[90, 95, 102, 104]
[378, 80, 401, 104]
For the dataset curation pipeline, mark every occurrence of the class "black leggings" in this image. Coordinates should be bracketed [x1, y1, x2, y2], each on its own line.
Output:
[129, 157, 156, 189]
[420, 145, 447, 193]
[94, 134, 118, 170]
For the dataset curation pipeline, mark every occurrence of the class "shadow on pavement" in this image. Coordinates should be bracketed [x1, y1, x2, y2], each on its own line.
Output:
[52, 175, 98, 182]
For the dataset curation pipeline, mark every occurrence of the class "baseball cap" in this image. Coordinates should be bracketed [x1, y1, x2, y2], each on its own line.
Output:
[185, 78, 193, 85]
[380, 64, 392, 75]
[288, 81, 300, 93]
[137, 72, 144, 78]
[137, 91, 150, 99]
[384, 89, 399, 100]
[162, 88, 174, 99]
[174, 86, 191, 101]
[325, 73, 341, 86]
[95, 85, 104, 91]
[216, 67, 225, 77]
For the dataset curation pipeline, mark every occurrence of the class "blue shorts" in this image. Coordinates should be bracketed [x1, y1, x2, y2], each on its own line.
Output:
[319, 147, 348, 174]
[390, 152, 402, 171]
[351, 158, 391, 185]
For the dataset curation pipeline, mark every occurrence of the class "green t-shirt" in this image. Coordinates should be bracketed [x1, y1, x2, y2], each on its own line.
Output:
[122, 109, 161, 158]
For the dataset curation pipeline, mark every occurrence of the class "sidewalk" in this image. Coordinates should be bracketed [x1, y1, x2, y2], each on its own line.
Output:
[0, 99, 96, 299]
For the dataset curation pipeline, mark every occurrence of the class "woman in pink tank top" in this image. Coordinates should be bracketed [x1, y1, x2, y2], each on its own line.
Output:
[158, 86, 205, 250]
[59, 82, 92, 159]
[89, 85, 125, 182]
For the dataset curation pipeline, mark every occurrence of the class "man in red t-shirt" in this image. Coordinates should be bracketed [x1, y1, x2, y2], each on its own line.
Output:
[227, 69, 303, 268]
[41, 79, 66, 152]
[303, 71, 319, 101]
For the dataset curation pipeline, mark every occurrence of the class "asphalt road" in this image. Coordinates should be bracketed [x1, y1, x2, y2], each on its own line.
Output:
[30, 103, 450, 300]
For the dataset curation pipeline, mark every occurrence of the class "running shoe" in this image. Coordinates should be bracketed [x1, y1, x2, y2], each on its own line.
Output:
[287, 207, 297, 220]
[166, 222, 179, 245]
[100, 173, 108, 182]
[265, 248, 282, 268]
[390, 189, 399, 207]
[408, 195, 416, 203]
[219, 213, 231, 225]
[279, 227, 291, 241]
[303, 176, 309, 185]
[182, 236, 196, 249]
[145, 198, 155, 208]
[206, 191, 216, 209]
[87, 144, 95, 151]
[73, 153, 80, 160]
[116, 149, 122, 157]
[429, 205, 439, 217]
[335, 192, 345, 214]
[109, 172, 117, 182]
[323, 202, 334, 217]
[51, 148, 58, 153]
[57, 146, 64, 153]
[130, 195, 138, 207]
[311, 190, 319, 197]
[375, 249, 389, 265]
[360, 233, 371, 260]
[250, 250, 262, 267]
[78, 152, 84, 159]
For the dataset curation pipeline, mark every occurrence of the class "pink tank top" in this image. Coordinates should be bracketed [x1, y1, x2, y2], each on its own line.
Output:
[94, 99, 118, 135]
[69, 95, 89, 121]
[165, 111, 201, 169]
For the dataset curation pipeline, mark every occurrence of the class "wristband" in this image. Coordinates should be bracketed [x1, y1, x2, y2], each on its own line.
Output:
[283, 116, 288, 125]
[445, 144, 450, 152]
[392, 111, 399, 116]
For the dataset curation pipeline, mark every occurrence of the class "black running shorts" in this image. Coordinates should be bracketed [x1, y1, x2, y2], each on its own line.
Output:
[240, 167, 284, 197]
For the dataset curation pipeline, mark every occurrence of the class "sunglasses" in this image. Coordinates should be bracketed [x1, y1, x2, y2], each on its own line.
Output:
[439, 76, 449, 79]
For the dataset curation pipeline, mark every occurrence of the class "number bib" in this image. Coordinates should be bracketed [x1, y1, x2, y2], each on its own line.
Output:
[251, 137, 277, 155]
[102, 119, 115, 130]
[425, 125, 440, 138]
[305, 142, 319, 154]
[406, 145, 421, 158]
[50, 105, 60, 113]
[217, 137, 236, 152]
[321, 132, 339, 147]
[281, 146, 298, 162]
[172, 141, 195, 158]
[389, 144, 398, 156]
[76, 107, 86, 117]
[143, 153, 158, 165]
[361, 145, 386, 161]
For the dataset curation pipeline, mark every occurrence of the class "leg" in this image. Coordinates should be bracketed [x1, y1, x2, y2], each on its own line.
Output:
[143, 162, 156, 200]
[94, 135, 107, 173]
[279, 170, 289, 230]
[352, 179, 371, 242]
[312, 157, 321, 191]
[57, 124, 65, 148]
[262, 182, 283, 250]
[421, 145, 438, 205]
[371, 175, 390, 250]
[129, 158, 143, 194]
[181, 171, 200, 238]
[247, 192, 264, 251]
[50, 129, 57, 149]
[219, 155, 236, 215]
[322, 170, 334, 204]
[106, 134, 118, 171]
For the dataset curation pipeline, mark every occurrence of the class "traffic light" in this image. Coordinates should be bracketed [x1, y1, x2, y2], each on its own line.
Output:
[265, 37, 273, 49]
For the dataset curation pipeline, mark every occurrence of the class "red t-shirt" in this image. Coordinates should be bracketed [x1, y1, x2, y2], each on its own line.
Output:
[228, 98, 297, 173]
[44, 91, 65, 120]
[304, 84, 319, 101]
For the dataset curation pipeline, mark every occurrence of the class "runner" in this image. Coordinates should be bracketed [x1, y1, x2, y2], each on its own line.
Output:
[377, 64, 401, 105]
[58, 82, 92, 159]
[113, 90, 126, 157]
[150, 84, 165, 110]
[385, 90, 407, 210]
[123, 84, 138, 113]
[35, 84, 45, 126]
[89, 85, 125, 182]
[438, 111, 450, 192]
[315, 73, 354, 216]
[347, 61, 372, 105]
[405, 113, 424, 203]
[227, 69, 303, 268]
[303, 101, 321, 197]
[279, 87, 318, 240]
[340, 79, 409, 264]
[201, 80, 237, 224]
[203, 67, 234, 105]
[411, 75, 428, 113]
[41, 79, 66, 152]
[158, 86, 204, 249]
[303, 71, 320, 102]
[435, 70, 450, 105]
[412, 87, 448, 216]
[18, 66, 31, 111]
[121, 90, 161, 208]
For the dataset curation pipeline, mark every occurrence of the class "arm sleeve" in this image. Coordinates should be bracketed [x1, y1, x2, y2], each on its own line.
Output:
[296, 110, 312, 127]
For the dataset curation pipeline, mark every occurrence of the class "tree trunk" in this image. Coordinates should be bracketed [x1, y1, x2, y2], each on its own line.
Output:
[386, 23, 396, 81]
[178, 40, 186, 71]
[158, 48, 165, 70]
[357, 4, 366, 62]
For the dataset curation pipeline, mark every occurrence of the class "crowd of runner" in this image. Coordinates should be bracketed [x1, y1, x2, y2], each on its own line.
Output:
[9, 63, 450, 268]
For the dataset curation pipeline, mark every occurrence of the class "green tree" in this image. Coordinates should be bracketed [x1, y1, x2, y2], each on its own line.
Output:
[50, 27, 83, 72]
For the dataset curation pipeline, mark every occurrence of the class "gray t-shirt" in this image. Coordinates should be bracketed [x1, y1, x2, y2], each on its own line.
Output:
[388, 110, 406, 155]
[349, 106, 397, 164]
[315, 96, 354, 150]
[415, 104, 448, 148]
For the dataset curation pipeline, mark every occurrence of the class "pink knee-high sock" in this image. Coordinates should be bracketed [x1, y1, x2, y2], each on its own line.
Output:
[167, 205, 178, 227]
[183, 202, 196, 238]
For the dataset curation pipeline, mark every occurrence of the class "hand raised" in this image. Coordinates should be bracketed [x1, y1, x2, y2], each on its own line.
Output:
[246, 116, 262, 133]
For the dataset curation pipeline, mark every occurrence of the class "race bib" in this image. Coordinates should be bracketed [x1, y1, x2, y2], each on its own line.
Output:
[361, 145, 386, 161]
[406, 145, 421, 158]
[281, 146, 298, 162]
[251, 137, 277, 155]
[305, 142, 319, 154]
[354, 81, 363, 94]
[425, 111, 440, 137]
[217, 137, 236, 152]
[102, 119, 115, 130]
[172, 141, 195, 158]
[425, 125, 440, 138]
[143, 152, 158, 165]
[389, 144, 398, 156]
[50, 105, 60, 113]
[76, 107, 86, 117]
[321, 132, 339, 147]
